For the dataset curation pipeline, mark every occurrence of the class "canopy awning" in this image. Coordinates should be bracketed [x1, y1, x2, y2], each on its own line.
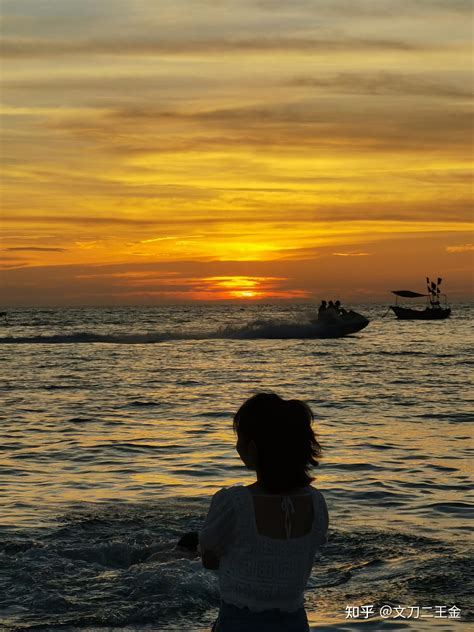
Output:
[392, 290, 427, 298]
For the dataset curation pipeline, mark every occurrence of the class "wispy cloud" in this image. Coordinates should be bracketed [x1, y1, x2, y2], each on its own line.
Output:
[2, 0, 472, 304]
[252, 0, 472, 15]
[1, 215, 163, 226]
[290, 72, 471, 100]
[1, 36, 428, 59]
[332, 252, 371, 257]
[2, 209, 472, 227]
[5, 246, 67, 252]
[139, 235, 200, 244]
[446, 244, 474, 253]
[42, 100, 472, 157]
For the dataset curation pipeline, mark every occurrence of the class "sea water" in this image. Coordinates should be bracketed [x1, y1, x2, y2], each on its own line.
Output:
[0, 304, 472, 631]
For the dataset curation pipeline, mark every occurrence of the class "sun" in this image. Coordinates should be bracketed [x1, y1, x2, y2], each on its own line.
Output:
[187, 275, 309, 301]
[231, 290, 259, 299]
[203, 276, 265, 299]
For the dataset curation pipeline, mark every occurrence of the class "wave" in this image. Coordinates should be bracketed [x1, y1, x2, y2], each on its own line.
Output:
[0, 331, 179, 344]
[0, 319, 366, 344]
[1, 501, 472, 630]
[415, 412, 474, 423]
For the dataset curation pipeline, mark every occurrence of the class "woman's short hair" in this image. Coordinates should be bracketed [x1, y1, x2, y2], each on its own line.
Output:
[233, 392, 323, 492]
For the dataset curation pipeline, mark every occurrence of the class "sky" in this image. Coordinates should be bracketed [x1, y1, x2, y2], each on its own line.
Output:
[1, 0, 473, 305]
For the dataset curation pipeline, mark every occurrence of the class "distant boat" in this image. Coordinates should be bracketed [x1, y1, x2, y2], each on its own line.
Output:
[390, 277, 451, 320]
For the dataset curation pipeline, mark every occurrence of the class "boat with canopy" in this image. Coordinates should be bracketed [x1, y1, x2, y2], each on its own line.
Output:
[390, 277, 451, 320]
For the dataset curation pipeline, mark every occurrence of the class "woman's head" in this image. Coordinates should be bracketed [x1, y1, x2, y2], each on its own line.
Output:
[233, 392, 322, 492]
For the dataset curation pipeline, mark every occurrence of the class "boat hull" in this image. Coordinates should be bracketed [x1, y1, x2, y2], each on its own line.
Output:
[311, 311, 370, 337]
[390, 306, 451, 320]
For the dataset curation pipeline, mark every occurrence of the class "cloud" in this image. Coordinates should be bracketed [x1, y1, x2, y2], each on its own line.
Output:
[2, 204, 472, 227]
[252, 0, 472, 15]
[2, 235, 473, 306]
[1, 215, 162, 226]
[290, 72, 471, 100]
[446, 244, 474, 253]
[43, 98, 472, 158]
[2, 258, 307, 301]
[2, 1, 472, 305]
[84, 273, 298, 300]
[5, 246, 67, 252]
[0, 35, 428, 59]
[118, 191, 469, 236]
[75, 270, 180, 280]
[0, 254, 28, 261]
[139, 235, 200, 244]
[332, 252, 371, 257]
[2, 74, 217, 97]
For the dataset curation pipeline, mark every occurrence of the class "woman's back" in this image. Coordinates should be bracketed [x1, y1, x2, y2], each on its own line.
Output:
[200, 484, 329, 613]
[249, 484, 315, 539]
[200, 392, 328, 631]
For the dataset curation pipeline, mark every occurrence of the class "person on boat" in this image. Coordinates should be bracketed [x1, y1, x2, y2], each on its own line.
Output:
[199, 393, 329, 632]
[320, 300, 339, 323]
[334, 300, 346, 315]
[318, 300, 327, 316]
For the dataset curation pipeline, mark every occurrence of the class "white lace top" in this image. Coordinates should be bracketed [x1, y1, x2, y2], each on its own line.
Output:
[199, 484, 329, 612]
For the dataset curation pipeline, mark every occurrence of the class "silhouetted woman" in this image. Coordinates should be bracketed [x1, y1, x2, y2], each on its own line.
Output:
[199, 393, 329, 631]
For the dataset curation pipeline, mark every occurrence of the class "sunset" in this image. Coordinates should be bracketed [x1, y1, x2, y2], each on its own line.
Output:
[2, 0, 473, 304]
[1, 3, 473, 631]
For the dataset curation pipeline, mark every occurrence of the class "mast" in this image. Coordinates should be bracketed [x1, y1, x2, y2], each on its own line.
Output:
[426, 276, 442, 308]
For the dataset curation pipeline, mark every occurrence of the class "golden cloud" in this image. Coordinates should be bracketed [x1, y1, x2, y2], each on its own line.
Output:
[445, 244, 474, 253]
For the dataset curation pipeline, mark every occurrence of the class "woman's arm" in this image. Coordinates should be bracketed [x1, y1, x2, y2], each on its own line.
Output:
[198, 488, 235, 570]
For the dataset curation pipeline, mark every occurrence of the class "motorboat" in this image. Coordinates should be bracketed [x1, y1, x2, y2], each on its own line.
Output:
[310, 308, 370, 337]
[390, 304, 451, 320]
[389, 277, 451, 320]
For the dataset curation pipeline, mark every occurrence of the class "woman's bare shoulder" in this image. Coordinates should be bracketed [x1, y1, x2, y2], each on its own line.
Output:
[308, 485, 328, 500]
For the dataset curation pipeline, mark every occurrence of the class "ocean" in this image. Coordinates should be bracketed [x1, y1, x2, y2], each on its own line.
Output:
[1, 303, 472, 631]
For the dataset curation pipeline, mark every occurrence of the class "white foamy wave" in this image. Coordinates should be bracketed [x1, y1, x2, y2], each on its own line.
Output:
[2, 511, 472, 631]
[0, 317, 369, 344]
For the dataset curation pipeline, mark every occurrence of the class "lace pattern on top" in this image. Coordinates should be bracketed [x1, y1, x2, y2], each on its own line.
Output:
[199, 485, 329, 613]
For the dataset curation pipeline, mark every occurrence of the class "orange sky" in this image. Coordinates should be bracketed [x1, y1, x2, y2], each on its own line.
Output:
[1, 0, 473, 305]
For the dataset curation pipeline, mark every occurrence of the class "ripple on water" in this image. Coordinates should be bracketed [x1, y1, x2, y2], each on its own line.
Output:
[416, 502, 474, 516]
[1, 305, 472, 628]
[1, 502, 472, 630]
[124, 400, 163, 407]
[415, 412, 474, 423]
